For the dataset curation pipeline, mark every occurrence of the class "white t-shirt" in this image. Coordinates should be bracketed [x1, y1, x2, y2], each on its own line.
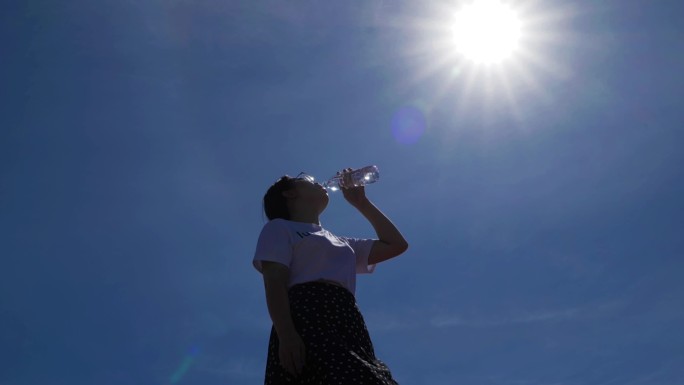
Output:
[252, 218, 377, 295]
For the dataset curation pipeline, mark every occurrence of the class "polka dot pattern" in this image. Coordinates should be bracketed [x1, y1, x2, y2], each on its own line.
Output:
[263, 281, 399, 385]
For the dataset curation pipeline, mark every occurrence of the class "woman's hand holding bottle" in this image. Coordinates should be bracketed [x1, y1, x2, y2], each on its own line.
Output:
[338, 168, 369, 208]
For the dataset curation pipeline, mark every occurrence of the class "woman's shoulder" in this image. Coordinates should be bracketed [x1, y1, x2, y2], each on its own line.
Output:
[262, 218, 288, 229]
[257, 218, 294, 242]
[263, 218, 303, 233]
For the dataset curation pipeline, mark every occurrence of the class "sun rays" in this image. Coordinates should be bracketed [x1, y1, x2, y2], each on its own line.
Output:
[374, 0, 578, 133]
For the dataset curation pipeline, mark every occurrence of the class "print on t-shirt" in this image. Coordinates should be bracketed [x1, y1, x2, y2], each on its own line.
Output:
[252, 218, 377, 295]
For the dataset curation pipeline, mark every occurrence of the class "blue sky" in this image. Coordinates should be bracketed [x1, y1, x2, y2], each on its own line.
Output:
[1, 0, 683, 384]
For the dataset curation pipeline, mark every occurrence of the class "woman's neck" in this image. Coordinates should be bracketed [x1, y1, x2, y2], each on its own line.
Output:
[289, 211, 321, 226]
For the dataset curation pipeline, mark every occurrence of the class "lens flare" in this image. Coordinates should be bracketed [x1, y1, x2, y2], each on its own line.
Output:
[391, 106, 427, 145]
[169, 345, 200, 384]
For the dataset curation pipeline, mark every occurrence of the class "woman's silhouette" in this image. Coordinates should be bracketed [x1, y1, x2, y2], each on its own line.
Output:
[253, 167, 408, 384]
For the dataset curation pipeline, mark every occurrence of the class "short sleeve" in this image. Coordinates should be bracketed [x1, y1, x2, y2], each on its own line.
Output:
[252, 219, 293, 273]
[340, 236, 377, 274]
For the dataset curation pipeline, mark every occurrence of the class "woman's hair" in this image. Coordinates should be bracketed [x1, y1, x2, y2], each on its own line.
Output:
[262, 176, 296, 221]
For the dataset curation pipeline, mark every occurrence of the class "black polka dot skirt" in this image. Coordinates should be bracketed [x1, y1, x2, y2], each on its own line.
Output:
[263, 281, 399, 385]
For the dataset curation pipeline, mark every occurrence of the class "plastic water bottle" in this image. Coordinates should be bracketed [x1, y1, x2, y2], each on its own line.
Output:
[322, 165, 380, 191]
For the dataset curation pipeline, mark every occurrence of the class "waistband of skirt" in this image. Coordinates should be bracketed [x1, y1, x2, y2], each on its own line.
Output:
[288, 280, 354, 297]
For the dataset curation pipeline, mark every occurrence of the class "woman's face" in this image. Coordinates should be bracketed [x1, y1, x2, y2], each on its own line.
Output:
[290, 174, 329, 213]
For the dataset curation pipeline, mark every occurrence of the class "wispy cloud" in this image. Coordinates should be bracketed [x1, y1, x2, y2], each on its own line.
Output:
[622, 355, 684, 385]
[157, 0, 387, 48]
[430, 307, 581, 328]
[430, 299, 625, 328]
[193, 355, 263, 381]
[363, 309, 420, 332]
[362, 299, 627, 331]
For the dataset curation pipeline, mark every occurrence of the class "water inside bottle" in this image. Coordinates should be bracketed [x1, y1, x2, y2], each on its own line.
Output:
[323, 165, 379, 191]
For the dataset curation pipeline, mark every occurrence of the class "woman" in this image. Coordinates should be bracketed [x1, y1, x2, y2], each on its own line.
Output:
[253, 167, 408, 385]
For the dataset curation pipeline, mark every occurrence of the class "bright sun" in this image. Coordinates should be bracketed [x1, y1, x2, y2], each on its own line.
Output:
[388, 0, 572, 132]
[452, 0, 522, 64]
